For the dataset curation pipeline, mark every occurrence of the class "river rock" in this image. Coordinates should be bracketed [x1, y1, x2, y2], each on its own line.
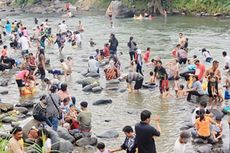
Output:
[92, 86, 103, 92]
[82, 84, 93, 92]
[11, 121, 20, 127]
[96, 130, 119, 138]
[106, 79, 120, 84]
[57, 127, 75, 143]
[76, 77, 97, 86]
[59, 138, 74, 152]
[210, 109, 224, 119]
[119, 88, 126, 93]
[75, 137, 97, 147]
[0, 80, 9, 86]
[20, 117, 41, 136]
[0, 132, 11, 139]
[197, 144, 212, 153]
[14, 107, 29, 114]
[93, 99, 112, 105]
[1, 116, 17, 123]
[106, 1, 134, 18]
[107, 87, 119, 91]
[0, 91, 8, 95]
[48, 129, 60, 151]
[0, 102, 13, 112]
[85, 72, 100, 78]
[15, 101, 34, 108]
[74, 133, 83, 140]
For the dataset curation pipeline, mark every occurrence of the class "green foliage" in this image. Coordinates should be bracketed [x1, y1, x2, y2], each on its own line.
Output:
[0, 138, 9, 153]
[172, 0, 230, 14]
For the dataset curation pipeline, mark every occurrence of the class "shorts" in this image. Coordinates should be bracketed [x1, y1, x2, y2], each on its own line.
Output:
[159, 80, 169, 94]
[134, 78, 143, 90]
[179, 58, 187, 64]
[206, 57, 212, 63]
[16, 79, 25, 88]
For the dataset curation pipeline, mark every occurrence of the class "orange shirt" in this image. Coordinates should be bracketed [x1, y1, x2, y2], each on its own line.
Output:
[195, 116, 212, 137]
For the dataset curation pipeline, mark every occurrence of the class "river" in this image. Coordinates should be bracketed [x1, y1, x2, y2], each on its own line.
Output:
[0, 13, 230, 153]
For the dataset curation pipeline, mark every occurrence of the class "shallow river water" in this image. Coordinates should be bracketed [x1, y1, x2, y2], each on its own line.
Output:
[0, 13, 230, 153]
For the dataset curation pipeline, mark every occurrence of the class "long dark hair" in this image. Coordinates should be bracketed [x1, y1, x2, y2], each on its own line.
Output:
[199, 109, 206, 121]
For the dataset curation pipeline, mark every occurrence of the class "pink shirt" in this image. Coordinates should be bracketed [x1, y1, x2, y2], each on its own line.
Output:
[16, 70, 29, 80]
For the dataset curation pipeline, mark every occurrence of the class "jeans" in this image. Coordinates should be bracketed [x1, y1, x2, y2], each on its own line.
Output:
[33, 115, 52, 127]
[49, 116, 59, 131]
[136, 63, 143, 76]
[187, 91, 203, 101]
[129, 51, 135, 61]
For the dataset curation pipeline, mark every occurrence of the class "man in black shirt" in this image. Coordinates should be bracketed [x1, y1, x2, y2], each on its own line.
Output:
[135, 110, 161, 153]
[154, 60, 169, 94]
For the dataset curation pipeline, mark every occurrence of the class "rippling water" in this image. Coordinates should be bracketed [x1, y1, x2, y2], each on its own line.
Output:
[1, 13, 230, 153]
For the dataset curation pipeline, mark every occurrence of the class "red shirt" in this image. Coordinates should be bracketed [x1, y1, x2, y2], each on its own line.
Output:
[103, 46, 110, 57]
[196, 64, 206, 80]
[1, 49, 7, 58]
[144, 51, 150, 62]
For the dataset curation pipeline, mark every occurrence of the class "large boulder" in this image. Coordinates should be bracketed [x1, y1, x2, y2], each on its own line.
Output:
[197, 144, 212, 153]
[57, 127, 75, 143]
[75, 137, 97, 147]
[14, 107, 29, 114]
[93, 99, 112, 105]
[59, 138, 74, 152]
[210, 109, 224, 119]
[1, 116, 17, 123]
[19, 117, 41, 136]
[106, 1, 134, 18]
[96, 130, 119, 138]
[0, 102, 13, 112]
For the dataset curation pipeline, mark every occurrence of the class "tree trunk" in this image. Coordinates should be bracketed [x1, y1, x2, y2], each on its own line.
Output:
[151, 0, 164, 15]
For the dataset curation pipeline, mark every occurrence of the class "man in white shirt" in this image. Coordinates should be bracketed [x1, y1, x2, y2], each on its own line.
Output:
[58, 20, 67, 34]
[88, 56, 99, 73]
[222, 51, 230, 70]
[174, 131, 191, 153]
[18, 33, 30, 57]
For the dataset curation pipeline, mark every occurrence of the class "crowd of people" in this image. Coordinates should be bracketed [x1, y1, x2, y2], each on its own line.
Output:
[0, 10, 229, 153]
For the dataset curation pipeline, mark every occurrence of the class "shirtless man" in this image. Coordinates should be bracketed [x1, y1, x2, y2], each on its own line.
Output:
[37, 48, 46, 81]
[179, 33, 186, 48]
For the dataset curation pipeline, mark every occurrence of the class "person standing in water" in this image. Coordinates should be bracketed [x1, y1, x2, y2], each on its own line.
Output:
[77, 20, 84, 32]
[108, 6, 113, 27]
[127, 36, 137, 61]
[37, 47, 46, 81]
[109, 33, 118, 55]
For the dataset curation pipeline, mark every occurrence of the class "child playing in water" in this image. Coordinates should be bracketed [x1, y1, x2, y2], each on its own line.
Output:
[173, 76, 180, 96]
[144, 47, 150, 63]
[96, 142, 110, 153]
[212, 116, 223, 142]
[148, 71, 156, 85]
[60, 58, 72, 80]
[202, 48, 213, 63]
[177, 85, 187, 98]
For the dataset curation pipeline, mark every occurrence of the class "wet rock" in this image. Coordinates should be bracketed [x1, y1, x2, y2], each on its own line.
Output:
[57, 127, 75, 143]
[107, 87, 119, 91]
[92, 86, 103, 92]
[105, 120, 111, 122]
[119, 88, 126, 93]
[82, 84, 93, 92]
[197, 144, 212, 153]
[59, 138, 74, 152]
[96, 130, 119, 138]
[0, 132, 11, 139]
[14, 107, 29, 114]
[76, 77, 97, 86]
[106, 1, 134, 18]
[16, 114, 27, 119]
[210, 109, 224, 119]
[1, 116, 17, 123]
[15, 101, 34, 108]
[85, 72, 100, 78]
[20, 117, 41, 136]
[0, 102, 13, 112]
[75, 137, 97, 147]
[106, 79, 120, 84]
[48, 129, 60, 151]
[0, 91, 8, 95]
[0, 80, 9, 86]
[93, 99, 112, 105]
[74, 133, 83, 140]
[11, 121, 20, 127]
